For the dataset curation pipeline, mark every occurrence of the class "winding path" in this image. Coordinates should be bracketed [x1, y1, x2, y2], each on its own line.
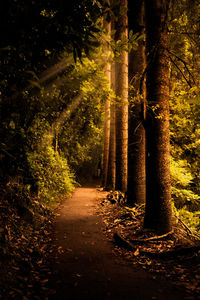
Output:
[48, 187, 188, 299]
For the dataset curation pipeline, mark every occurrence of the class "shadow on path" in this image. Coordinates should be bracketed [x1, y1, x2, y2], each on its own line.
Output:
[48, 187, 189, 299]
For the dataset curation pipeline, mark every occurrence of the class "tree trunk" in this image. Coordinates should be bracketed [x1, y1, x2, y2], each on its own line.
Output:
[144, 0, 172, 233]
[102, 19, 111, 187]
[115, 0, 128, 193]
[106, 61, 116, 190]
[128, 1, 146, 205]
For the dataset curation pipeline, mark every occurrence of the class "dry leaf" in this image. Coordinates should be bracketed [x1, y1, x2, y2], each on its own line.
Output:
[133, 248, 140, 256]
[41, 279, 49, 284]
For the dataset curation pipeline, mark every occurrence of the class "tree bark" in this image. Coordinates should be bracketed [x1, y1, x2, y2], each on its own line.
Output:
[106, 17, 116, 191]
[115, 0, 128, 193]
[128, 1, 146, 205]
[106, 61, 116, 190]
[144, 0, 172, 233]
[102, 19, 111, 187]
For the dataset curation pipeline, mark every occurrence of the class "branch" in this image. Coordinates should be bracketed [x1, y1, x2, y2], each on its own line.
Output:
[169, 56, 192, 88]
[168, 30, 200, 35]
[166, 48, 196, 86]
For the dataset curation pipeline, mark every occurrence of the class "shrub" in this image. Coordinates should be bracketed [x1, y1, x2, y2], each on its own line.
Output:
[27, 145, 76, 208]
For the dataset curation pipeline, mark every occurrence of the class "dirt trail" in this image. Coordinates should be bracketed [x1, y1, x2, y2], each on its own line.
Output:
[48, 187, 189, 300]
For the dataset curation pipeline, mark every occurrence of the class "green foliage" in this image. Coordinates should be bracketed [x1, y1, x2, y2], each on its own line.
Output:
[170, 156, 200, 213]
[175, 207, 200, 233]
[168, 2, 200, 232]
[170, 86, 200, 235]
[172, 187, 200, 210]
[171, 158, 193, 187]
[0, 34, 110, 203]
[58, 57, 110, 176]
[27, 145, 75, 208]
[22, 49, 109, 203]
[170, 90, 200, 208]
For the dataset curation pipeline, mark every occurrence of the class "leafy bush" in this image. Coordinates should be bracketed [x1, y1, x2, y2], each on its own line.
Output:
[175, 207, 200, 233]
[170, 157, 200, 211]
[170, 90, 200, 232]
[27, 145, 76, 208]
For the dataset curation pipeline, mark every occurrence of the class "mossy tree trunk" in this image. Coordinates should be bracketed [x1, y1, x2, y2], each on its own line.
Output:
[144, 0, 172, 233]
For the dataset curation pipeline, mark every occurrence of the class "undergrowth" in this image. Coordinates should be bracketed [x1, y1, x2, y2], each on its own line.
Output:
[27, 145, 76, 209]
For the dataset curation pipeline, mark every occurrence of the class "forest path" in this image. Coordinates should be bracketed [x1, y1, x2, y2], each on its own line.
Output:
[48, 186, 188, 300]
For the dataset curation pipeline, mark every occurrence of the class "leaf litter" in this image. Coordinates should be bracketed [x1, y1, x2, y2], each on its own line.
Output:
[97, 189, 200, 299]
[0, 196, 63, 299]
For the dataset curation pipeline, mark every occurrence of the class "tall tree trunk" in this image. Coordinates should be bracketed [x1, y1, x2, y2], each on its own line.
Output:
[106, 61, 116, 190]
[102, 19, 111, 187]
[115, 0, 128, 193]
[144, 0, 172, 233]
[128, 1, 146, 205]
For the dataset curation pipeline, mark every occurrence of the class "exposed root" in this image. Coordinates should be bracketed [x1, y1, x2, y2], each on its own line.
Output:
[129, 230, 174, 243]
[114, 231, 200, 259]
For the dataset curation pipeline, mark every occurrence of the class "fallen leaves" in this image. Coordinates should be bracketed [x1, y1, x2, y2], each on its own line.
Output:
[133, 248, 140, 256]
[0, 196, 61, 299]
[66, 248, 73, 252]
[98, 191, 200, 297]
